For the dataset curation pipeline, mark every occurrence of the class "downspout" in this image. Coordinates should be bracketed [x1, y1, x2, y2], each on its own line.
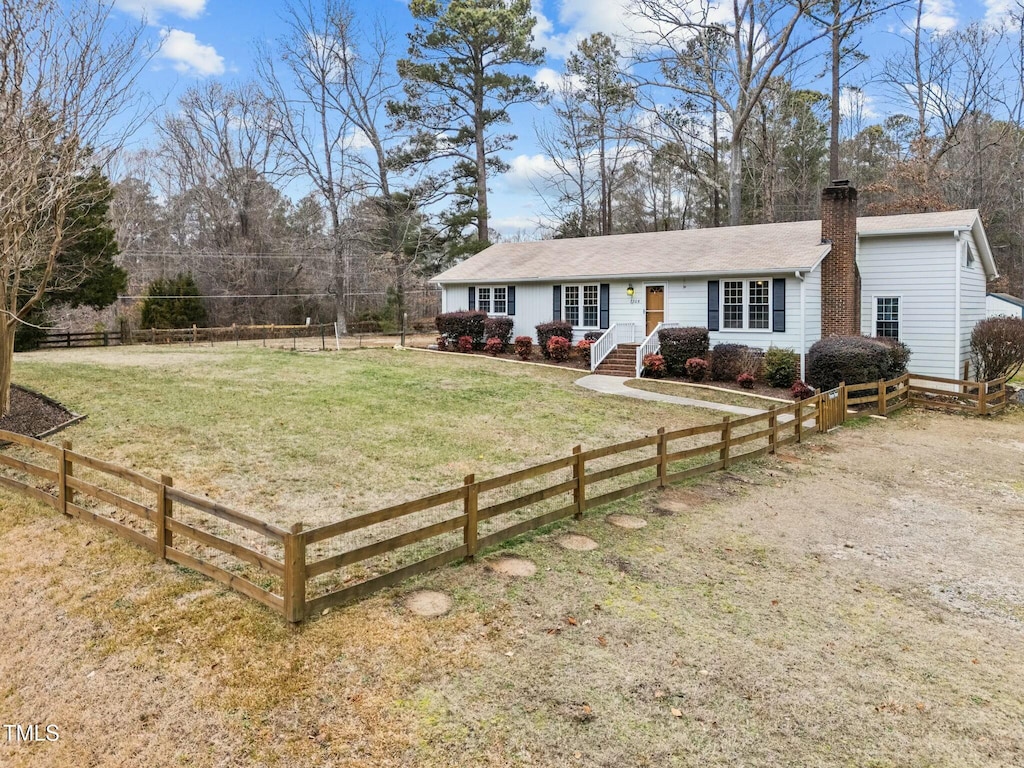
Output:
[954, 232, 962, 378]
[796, 270, 806, 381]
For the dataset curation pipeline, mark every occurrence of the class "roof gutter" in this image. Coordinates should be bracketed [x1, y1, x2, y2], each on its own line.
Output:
[431, 268, 821, 286]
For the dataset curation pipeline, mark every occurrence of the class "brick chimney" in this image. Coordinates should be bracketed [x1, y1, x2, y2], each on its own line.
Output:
[820, 180, 860, 337]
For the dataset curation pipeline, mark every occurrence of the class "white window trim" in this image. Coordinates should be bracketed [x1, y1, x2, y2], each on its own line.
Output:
[563, 283, 600, 329]
[873, 295, 901, 340]
[720, 278, 773, 333]
[472, 285, 508, 315]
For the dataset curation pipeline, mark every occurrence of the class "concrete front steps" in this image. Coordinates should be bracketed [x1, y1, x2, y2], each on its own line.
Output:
[594, 344, 639, 377]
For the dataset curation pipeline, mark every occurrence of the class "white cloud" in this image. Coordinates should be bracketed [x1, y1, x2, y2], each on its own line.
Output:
[534, 66, 562, 92]
[507, 153, 560, 187]
[840, 87, 878, 122]
[983, 0, 1013, 26]
[919, 0, 958, 32]
[157, 28, 225, 77]
[531, 0, 633, 59]
[114, 0, 205, 23]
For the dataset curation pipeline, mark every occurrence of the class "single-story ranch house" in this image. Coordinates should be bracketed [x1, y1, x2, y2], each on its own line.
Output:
[431, 182, 997, 381]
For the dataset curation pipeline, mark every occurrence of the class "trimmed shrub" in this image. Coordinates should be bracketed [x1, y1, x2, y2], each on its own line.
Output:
[484, 316, 514, 346]
[583, 331, 602, 342]
[791, 380, 814, 400]
[737, 372, 755, 389]
[536, 321, 573, 358]
[457, 335, 474, 353]
[709, 343, 750, 382]
[685, 357, 709, 381]
[659, 326, 710, 376]
[547, 335, 571, 362]
[576, 339, 592, 365]
[807, 335, 911, 390]
[764, 347, 799, 389]
[514, 335, 533, 360]
[484, 337, 504, 356]
[436, 310, 487, 348]
[970, 317, 1024, 381]
[643, 353, 667, 378]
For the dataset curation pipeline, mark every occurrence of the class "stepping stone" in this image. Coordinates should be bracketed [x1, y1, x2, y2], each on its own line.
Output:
[404, 590, 452, 617]
[487, 556, 537, 577]
[606, 514, 648, 530]
[557, 534, 599, 551]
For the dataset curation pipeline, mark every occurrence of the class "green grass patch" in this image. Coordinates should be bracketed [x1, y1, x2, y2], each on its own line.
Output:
[12, 346, 721, 527]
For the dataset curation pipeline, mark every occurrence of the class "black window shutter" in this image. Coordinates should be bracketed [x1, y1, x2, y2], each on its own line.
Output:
[707, 281, 720, 331]
[507, 285, 516, 316]
[599, 283, 610, 329]
[552, 285, 561, 321]
[468, 286, 476, 311]
[772, 278, 786, 333]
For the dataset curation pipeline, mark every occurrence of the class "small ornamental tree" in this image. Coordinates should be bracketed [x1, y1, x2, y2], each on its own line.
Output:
[576, 339, 592, 364]
[513, 335, 533, 360]
[970, 317, 1024, 381]
[643, 353, 667, 378]
[140, 274, 207, 329]
[685, 357, 709, 381]
[547, 335, 571, 361]
[536, 321, 573, 358]
[658, 326, 709, 375]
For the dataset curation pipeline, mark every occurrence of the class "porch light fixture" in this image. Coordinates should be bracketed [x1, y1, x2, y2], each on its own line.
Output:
[626, 283, 635, 297]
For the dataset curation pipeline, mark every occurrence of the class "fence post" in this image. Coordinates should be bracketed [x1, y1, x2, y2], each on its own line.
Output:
[656, 427, 668, 487]
[58, 439, 72, 517]
[160, 475, 174, 557]
[795, 400, 803, 443]
[768, 407, 777, 454]
[877, 378, 886, 416]
[463, 474, 478, 558]
[978, 380, 988, 416]
[573, 445, 585, 519]
[284, 522, 306, 623]
[720, 416, 732, 469]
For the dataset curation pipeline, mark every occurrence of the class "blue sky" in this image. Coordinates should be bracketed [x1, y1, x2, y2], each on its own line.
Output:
[113, 0, 1006, 237]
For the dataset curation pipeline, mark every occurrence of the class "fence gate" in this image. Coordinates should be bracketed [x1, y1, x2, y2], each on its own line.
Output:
[818, 385, 847, 432]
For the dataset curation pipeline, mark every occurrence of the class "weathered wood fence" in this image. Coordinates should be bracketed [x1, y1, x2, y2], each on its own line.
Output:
[37, 330, 122, 349]
[0, 372, 1010, 622]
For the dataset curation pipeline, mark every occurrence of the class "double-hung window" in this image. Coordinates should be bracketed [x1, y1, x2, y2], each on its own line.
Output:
[722, 279, 771, 331]
[477, 287, 491, 313]
[875, 297, 900, 339]
[564, 284, 599, 327]
[492, 286, 507, 314]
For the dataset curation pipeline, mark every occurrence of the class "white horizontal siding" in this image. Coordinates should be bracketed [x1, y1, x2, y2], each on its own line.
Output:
[859, 233, 957, 378]
[987, 295, 1024, 318]
[960, 232, 987, 377]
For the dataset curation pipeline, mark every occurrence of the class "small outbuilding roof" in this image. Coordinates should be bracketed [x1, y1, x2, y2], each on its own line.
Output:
[432, 209, 996, 284]
[988, 292, 1024, 308]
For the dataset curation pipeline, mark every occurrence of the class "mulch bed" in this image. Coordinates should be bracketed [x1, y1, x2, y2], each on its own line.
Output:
[431, 348, 590, 371]
[0, 385, 79, 438]
[651, 375, 794, 401]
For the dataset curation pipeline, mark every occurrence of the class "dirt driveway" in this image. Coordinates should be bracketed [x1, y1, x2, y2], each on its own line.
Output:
[1, 407, 1022, 767]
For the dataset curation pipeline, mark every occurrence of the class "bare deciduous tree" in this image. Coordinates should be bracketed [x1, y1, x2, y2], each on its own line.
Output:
[0, 0, 147, 413]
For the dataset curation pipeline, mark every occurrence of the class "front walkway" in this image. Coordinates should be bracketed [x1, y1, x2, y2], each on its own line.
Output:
[576, 374, 765, 417]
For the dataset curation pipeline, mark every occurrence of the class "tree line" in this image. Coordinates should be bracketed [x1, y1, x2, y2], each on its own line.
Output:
[5, 0, 1024, 415]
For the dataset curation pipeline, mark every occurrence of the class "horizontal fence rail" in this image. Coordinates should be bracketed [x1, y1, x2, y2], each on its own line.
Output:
[0, 372, 1011, 622]
[37, 331, 121, 349]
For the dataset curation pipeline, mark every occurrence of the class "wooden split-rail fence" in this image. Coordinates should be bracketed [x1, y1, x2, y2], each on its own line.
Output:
[0, 372, 1009, 622]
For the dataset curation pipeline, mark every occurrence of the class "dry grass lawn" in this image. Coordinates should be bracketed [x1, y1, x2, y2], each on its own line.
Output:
[1, 346, 1023, 766]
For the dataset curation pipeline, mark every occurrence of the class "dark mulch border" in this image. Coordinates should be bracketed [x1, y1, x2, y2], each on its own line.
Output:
[0, 384, 86, 440]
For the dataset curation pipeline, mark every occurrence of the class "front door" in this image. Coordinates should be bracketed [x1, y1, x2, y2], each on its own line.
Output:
[645, 285, 665, 335]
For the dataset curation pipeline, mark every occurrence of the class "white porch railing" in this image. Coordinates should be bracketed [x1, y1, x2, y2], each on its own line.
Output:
[590, 323, 640, 372]
[635, 322, 681, 377]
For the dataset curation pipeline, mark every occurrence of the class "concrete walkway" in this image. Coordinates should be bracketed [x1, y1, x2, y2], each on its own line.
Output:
[576, 374, 765, 416]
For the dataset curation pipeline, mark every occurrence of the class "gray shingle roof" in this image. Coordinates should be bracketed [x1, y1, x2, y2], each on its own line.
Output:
[432, 210, 985, 283]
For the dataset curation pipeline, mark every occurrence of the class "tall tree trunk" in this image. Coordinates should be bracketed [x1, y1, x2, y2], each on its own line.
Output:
[829, 0, 841, 181]
[729, 138, 743, 226]
[475, 67, 489, 244]
[0, 320, 15, 416]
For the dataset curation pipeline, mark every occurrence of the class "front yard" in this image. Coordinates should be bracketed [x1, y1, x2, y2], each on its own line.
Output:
[1, 345, 1022, 767]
